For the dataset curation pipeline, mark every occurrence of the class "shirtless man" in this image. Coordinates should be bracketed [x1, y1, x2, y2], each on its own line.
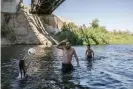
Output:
[56, 39, 79, 73]
[85, 45, 94, 59]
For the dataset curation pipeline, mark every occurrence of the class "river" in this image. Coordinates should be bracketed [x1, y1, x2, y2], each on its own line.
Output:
[1, 45, 133, 89]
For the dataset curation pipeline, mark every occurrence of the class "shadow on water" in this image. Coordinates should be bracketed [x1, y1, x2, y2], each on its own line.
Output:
[11, 79, 27, 89]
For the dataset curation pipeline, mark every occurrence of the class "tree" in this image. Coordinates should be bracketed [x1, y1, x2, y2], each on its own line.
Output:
[82, 24, 86, 29]
[68, 22, 78, 30]
[61, 22, 69, 31]
[90, 18, 99, 28]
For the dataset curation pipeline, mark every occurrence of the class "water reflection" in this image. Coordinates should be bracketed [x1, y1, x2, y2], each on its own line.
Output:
[1, 45, 133, 89]
[86, 59, 93, 71]
[61, 72, 90, 89]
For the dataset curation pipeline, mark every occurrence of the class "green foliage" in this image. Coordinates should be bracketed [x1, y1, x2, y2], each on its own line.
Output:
[91, 18, 99, 28]
[54, 30, 83, 45]
[20, 3, 25, 9]
[55, 19, 133, 45]
[61, 23, 69, 31]
[1, 24, 16, 42]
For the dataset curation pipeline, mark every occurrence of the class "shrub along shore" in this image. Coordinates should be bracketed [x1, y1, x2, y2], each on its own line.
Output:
[54, 19, 133, 45]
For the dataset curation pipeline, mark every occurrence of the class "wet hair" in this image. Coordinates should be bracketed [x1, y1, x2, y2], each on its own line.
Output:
[87, 44, 90, 47]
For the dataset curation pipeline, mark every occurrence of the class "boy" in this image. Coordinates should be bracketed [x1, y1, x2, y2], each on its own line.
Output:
[85, 45, 94, 59]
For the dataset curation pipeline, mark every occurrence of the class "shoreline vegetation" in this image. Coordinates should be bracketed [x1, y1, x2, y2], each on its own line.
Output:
[54, 19, 133, 45]
[1, 18, 133, 46]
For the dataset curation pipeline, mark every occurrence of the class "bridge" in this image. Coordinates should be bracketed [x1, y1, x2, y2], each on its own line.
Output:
[27, 0, 66, 45]
[1, 0, 65, 45]
[30, 0, 65, 14]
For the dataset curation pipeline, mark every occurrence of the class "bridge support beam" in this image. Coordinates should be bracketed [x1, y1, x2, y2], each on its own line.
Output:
[31, 0, 65, 14]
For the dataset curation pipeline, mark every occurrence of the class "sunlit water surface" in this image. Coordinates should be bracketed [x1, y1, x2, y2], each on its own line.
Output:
[1, 45, 133, 89]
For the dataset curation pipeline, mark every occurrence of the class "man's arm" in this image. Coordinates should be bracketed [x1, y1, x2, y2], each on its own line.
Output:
[73, 49, 79, 66]
[85, 50, 87, 58]
[91, 50, 94, 58]
[56, 39, 67, 49]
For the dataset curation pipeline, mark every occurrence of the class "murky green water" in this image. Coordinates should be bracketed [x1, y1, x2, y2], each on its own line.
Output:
[1, 45, 133, 89]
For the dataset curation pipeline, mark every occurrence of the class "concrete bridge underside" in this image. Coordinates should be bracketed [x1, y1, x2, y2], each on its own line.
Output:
[31, 0, 65, 14]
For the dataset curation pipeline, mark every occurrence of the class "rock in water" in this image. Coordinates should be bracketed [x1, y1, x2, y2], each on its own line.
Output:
[28, 48, 36, 56]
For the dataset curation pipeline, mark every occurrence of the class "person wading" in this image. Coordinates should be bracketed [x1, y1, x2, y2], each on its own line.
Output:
[56, 39, 79, 73]
[85, 45, 94, 60]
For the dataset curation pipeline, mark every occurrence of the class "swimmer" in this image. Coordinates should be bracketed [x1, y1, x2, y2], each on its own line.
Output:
[85, 45, 94, 59]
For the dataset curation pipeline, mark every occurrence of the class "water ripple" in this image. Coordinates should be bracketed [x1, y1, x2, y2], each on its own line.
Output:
[1, 45, 133, 89]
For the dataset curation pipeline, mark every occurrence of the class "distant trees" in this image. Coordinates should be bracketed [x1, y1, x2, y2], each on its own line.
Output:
[68, 22, 78, 29]
[54, 19, 133, 45]
[61, 23, 69, 31]
[90, 18, 99, 28]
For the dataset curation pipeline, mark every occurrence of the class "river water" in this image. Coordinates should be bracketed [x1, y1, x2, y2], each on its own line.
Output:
[1, 45, 133, 89]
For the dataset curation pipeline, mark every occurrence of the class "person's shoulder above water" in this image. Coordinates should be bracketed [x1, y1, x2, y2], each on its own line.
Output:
[70, 47, 75, 51]
[90, 48, 93, 51]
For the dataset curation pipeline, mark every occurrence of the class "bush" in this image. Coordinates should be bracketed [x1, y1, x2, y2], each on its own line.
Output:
[55, 30, 83, 45]
[55, 19, 133, 45]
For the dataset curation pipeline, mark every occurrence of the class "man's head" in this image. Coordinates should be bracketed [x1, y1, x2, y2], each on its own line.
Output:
[87, 45, 90, 49]
[65, 41, 71, 49]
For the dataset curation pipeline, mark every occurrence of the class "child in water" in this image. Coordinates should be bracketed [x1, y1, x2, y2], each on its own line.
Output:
[85, 45, 94, 59]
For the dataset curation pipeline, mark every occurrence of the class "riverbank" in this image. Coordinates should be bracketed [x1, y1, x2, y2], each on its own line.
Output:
[54, 22, 133, 45]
